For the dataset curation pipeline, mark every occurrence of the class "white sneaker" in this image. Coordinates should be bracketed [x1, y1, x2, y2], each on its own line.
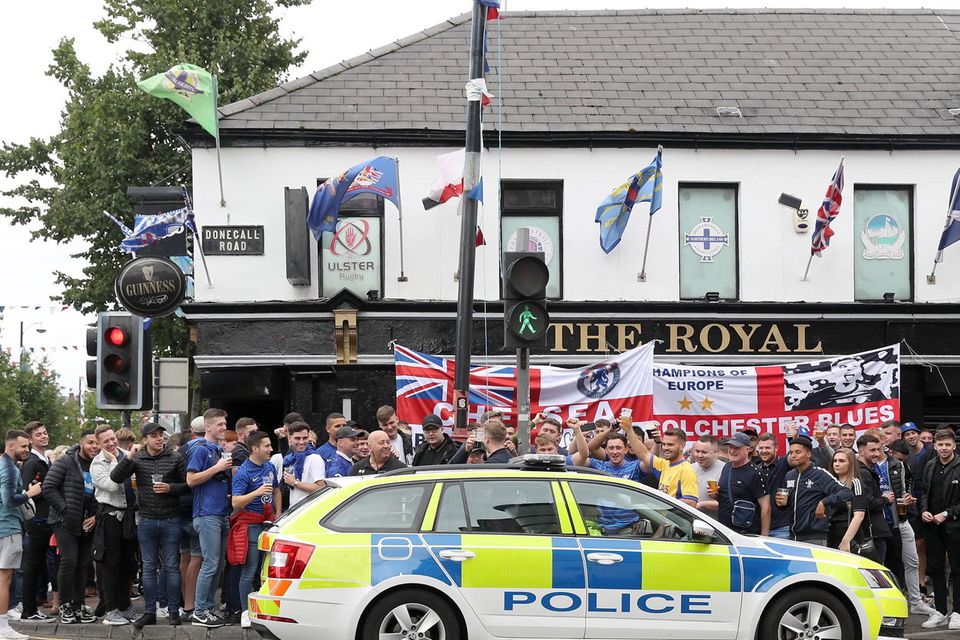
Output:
[0, 628, 29, 640]
[5, 609, 19, 621]
[912, 601, 937, 616]
[950, 612, 960, 630]
[923, 611, 949, 628]
[155, 608, 169, 619]
[240, 610, 251, 629]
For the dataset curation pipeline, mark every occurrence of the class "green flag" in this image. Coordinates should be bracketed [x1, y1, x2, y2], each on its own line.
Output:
[137, 63, 218, 138]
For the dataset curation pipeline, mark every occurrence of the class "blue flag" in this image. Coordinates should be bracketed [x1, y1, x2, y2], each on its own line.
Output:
[594, 150, 663, 253]
[120, 207, 188, 253]
[307, 156, 400, 239]
[935, 167, 960, 263]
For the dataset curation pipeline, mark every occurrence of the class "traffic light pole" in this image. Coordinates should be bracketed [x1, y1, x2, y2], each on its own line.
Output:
[516, 347, 530, 454]
[453, 0, 487, 431]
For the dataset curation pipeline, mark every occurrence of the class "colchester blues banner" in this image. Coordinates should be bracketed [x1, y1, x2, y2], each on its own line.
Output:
[394, 343, 655, 427]
[654, 345, 899, 444]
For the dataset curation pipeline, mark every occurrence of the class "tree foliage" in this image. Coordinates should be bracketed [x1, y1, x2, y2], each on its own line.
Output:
[0, 352, 80, 446]
[0, 0, 311, 353]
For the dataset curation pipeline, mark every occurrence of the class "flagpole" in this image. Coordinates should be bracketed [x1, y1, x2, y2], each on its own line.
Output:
[395, 156, 408, 282]
[213, 75, 226, 211]
[182, 187, 213, 287]
[927, 175, 960, 284]
[638, 215, 654, 282]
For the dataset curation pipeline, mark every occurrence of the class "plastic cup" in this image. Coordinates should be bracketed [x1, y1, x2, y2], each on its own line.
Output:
[707, 480, 719, 493]
[151, 474, 163, 485]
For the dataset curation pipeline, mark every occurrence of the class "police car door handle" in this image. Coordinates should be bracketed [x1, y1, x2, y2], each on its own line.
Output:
[438, 549, 475, 562]
[586, 552, 623, 565]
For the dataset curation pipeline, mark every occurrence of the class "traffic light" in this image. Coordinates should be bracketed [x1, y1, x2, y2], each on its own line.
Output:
[86, 312, 152, 410]
[502, 251, 550, 349]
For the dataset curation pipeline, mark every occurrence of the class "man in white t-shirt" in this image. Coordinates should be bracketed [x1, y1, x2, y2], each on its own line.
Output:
[280, 422, 325, 506]
[376, 406, 412, 464]
[690, 435, 725, 520]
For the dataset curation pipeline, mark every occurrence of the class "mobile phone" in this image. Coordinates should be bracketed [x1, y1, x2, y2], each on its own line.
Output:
[580, 422, 596, 432]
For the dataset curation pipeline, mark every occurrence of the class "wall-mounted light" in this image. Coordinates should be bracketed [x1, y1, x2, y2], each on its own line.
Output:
[778, 193, 802, 210]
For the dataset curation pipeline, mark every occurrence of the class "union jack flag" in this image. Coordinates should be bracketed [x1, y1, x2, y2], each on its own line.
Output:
[394, 345, 515, 424]
[811, 159, 845, 256]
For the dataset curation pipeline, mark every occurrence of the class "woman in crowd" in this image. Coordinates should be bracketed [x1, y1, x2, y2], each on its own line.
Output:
[827, 448, 872, 556]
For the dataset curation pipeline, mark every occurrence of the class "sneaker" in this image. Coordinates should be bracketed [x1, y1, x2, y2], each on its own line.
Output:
[950, 612, 960, 630]
[59, 604, 79, 625]
[77, 604, 97, 624]
[0, 628, 30, 640]
[6, 610, 20, 621]
[190, 610, 226, 628]
[240, 610, 251, 629]
[120, 608, 137, 621]
[169, 611, 181, 626]
[104, 610, 130, 625]
[155, 607, 169, 618]
[179, 608, 193, 618]
[912, 601, 937, 616]
[132, 613, 156, 630]
[22, 611, 54, 623]
[922, 611, 949, 628]
[224, 610, 241, 625]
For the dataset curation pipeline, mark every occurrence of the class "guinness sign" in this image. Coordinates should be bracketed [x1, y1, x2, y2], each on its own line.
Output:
[115, 257, 186, 317]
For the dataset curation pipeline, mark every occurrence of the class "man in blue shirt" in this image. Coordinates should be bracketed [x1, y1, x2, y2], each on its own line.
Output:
[185, 408, 233, 628]
[325, 426, 361, 478]
[568, 421, 643, 481]
[315, 413, 346, 467]
[230, 432, 279, 629]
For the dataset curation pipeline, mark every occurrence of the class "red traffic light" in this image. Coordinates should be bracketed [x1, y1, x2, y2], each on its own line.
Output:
[105, 326, 128, 347]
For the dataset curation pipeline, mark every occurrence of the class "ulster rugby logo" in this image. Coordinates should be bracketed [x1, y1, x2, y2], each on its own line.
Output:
[577, 363, 620, 399]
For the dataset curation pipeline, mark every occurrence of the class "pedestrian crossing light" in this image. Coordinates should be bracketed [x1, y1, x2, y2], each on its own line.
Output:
[503, 251, 549, 349]
[88, 312, 152, 410]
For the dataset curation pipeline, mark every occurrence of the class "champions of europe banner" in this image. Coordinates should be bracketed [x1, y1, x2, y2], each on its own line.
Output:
[394, 343, 655, 427]
[654, 345, 900, 444]
[394, 344, 899, 443]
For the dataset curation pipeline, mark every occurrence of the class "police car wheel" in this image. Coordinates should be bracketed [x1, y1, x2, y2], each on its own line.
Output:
[758, 587, 854, 640]
[362, 589, 461, 640]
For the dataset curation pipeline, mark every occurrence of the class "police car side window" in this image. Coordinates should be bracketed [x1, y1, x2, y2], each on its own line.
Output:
[461, 480, 560, 535]
[323, 484, 429, 532]
[434, 483, 469, 533]
[568, 481, 695, 540]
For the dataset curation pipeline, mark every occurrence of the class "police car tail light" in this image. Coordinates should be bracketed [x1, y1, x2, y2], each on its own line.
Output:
[268, 540, 315, 579]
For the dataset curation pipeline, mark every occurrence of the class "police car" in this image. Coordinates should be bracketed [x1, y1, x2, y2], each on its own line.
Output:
[249, 456, 906, 640]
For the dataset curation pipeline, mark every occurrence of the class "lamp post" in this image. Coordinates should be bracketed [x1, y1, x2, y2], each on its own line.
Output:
[19, 321, 46, 359]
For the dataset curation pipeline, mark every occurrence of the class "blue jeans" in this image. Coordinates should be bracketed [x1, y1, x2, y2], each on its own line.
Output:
[193, 515, 228, 615]
[768, 526, 791, 539]
[138, 517, 182, 615]
[224, 564, 241, 614]
[239, 525, 265, 613]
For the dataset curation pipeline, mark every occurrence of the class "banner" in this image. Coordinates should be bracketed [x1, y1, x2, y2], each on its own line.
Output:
[654, 345, 899, 445]
[394, 343, 655, 427]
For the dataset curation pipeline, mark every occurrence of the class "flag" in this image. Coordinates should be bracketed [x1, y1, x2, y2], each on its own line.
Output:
[307, 156, 400, 239]
[594, 149, 663, 253]
[137, 64, 218, 138]
[811, 159, 845, 256]
[102, 211, 133, 236]
[935, 167, 960, 263]
[479, 0, 500, 20]
[120, 208, 188, 253]
[466, 178, 483, 203]
[476, 226, 486, 247]
[422, 149, 465, 210]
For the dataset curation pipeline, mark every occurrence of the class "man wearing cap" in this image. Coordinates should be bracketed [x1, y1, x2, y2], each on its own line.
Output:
[712, 433, 770, 535]
[412, 415, 458, 467]
[111, 423, 188, 629]
[776, 431, 852, 546]
[325, 426, 361, 477]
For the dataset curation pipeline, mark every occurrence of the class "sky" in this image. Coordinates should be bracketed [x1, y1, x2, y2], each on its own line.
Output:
[0, 0, 955, 393]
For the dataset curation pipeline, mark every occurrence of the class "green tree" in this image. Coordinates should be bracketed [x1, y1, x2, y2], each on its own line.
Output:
[0, 352, 78, 446]
[0, 0, 311, 355]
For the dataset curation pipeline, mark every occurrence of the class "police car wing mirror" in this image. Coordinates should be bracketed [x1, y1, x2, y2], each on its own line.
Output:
[692, 520, 715, 543]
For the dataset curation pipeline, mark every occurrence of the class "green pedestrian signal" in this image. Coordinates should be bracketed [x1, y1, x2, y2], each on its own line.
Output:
[503, 251, 549, 348]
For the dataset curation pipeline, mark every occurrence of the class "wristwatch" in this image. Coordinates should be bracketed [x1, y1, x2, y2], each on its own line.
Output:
[940, 511, 949, 519]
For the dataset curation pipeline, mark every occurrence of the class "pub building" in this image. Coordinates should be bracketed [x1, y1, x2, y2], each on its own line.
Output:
[182, 9, 960, 432]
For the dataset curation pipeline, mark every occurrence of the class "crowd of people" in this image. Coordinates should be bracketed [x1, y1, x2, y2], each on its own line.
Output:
[0, 407, 955, 638]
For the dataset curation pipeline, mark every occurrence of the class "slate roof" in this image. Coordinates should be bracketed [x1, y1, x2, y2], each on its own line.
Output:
[218, 9, 960, 139]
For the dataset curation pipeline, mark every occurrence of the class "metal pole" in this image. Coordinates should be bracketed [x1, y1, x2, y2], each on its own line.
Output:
[213, 75, 226, 210]
[802, 253, 815, 281]
[453, 0, 487, 431]
[638, 215, 654, 282]
[516, 348, 530, 455]
[395, 156, 408, 282]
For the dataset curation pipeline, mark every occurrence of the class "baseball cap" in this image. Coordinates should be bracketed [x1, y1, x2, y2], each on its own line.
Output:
[727, 432, 753, 448]
[468, 443, 486, 455]
[422, 414, 443, 430]
[789, 434, 814, 450]
[335, 426, 362, 440]
[141, 422, 166, 437]
[190, 416, 205, 434]
[900, 422, 919, 434]
[742, 427, 759, 438]
[889, 440, 911, 456]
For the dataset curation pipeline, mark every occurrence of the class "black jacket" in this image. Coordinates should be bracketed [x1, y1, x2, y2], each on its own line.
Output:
[858, 461, 893, 539]
[784, 464, 852, 539]
[111, 446, 187, 520]
[920, 454, 960, 535]
[42, 445, 99, 534]
[20, 451, 50, 520]
[412, 435, 459, 467]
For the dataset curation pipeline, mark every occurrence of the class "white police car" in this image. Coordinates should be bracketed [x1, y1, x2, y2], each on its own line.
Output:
[250, 456, 907, 640]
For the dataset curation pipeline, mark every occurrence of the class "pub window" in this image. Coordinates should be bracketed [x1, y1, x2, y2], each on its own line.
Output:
[853, 185, 913, 302]
[317, 179, 386, 300]
[500, 180, 563, 299]
[678, 183, 739, 300]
